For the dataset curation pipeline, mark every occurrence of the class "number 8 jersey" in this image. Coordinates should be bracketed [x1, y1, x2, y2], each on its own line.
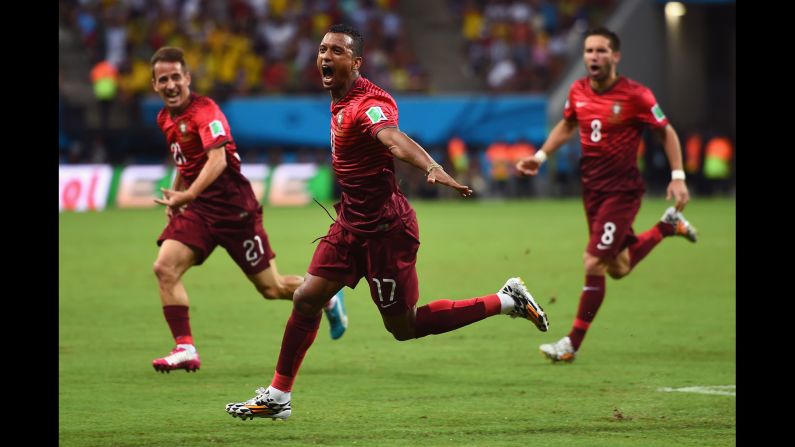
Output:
[563, 76, 669, 192]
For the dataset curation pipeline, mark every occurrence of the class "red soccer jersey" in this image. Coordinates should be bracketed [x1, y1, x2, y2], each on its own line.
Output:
[157, 94, 259, 221]
[329, 77, 412, 234]
[563, 76, 669, 192]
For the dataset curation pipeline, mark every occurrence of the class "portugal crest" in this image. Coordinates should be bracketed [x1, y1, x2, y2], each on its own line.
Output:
[608, 102, 623, 124]
[336, 110, 345, 126]
[178, 120, 188, 134]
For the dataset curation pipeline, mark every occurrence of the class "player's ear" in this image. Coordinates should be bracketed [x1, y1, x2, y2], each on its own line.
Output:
[613, 51, 621, 64]
[184, 71, 192, 87]
[353, 56, 362, 72]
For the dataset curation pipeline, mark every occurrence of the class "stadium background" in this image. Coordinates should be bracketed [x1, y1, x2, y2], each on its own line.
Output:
[58, 0, 735, 208]
[58, 1, 736, 446]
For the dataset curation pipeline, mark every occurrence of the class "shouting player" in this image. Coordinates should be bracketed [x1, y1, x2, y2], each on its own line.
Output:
[224, 24, 549, 420]
[516, 27, 698, 363]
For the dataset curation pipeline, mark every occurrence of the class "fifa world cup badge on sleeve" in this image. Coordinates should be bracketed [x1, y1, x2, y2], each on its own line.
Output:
[209, 120, 226, 138]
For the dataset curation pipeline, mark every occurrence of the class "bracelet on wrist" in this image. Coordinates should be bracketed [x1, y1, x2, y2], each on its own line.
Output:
[426, 162, 443, 176]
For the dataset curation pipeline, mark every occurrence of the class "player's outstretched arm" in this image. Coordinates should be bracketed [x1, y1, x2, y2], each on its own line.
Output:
[377, 127, 473, 197]
[653, 124, 690, 211]
[155, 145, 227, 208]
[516, 119, 578, 176]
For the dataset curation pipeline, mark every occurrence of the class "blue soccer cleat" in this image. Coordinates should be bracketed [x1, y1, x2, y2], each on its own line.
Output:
[324, 289, 348, 340]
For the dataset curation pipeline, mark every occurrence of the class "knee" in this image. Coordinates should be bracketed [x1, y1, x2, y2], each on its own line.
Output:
[384, 322, 416, 341]
[256, 282, 285, 300]
[583, 253, 607, 276]
[292, 286, 323, 315]
[607, 265, 630, 280]
[389, 328, 415, 341]
[153, 261, 178, 285]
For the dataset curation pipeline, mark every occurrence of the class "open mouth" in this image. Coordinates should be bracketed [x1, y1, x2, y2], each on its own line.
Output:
[321, 65, 334, 83]
[163, 91, 182, 106]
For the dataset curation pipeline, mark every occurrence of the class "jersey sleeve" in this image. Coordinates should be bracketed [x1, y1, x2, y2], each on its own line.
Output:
[356, 96, 398, 138]
[562, 83, 577, 121]
[194, 102, 232, 150]
[635, 87, 668, 129]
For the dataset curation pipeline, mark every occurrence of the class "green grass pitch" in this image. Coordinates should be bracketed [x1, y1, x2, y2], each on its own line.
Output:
[59, 197, 735, 446]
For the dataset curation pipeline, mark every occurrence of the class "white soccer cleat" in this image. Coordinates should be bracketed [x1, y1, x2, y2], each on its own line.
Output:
[539, 336, 576, 363]
[225, 386, 292, 421]
[661, 207, 698, 242]
[500, 277, 549, 332]
[152, 345, 200, 373]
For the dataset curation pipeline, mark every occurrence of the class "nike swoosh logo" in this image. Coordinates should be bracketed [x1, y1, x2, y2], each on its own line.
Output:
[583, 286, 601, 291]
[249, 258, 262, 267]
[596, 243, 611, 250]
[380, 301, 398, 309]
[576, 101, 587, 107]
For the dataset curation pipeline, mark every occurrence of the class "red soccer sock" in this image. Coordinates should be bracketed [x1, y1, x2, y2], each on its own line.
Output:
[567, 275, 605, 351]
[414, 294, 502, 338]
[163, 305, 193, 346]
[656, 220, 676, 237]
[628, 225, 665, 269]
[271, 309, 322, 392]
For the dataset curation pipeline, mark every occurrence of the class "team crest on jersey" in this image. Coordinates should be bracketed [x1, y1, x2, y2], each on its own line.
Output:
[178, 121, 188, 134]
[608, 102, 623, 124]
[337, 110, 345, 126]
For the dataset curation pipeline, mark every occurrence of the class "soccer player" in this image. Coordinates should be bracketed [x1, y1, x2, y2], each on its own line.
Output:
[148, 47, 348, 373]
[224, 24, 550, 420]
[515, 27, 698, 363]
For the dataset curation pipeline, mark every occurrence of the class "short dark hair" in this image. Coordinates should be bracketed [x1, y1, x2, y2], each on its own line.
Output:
[328, 23, 364, 57]
[584, 27, 620, 52]
[150, 47, 188, 76]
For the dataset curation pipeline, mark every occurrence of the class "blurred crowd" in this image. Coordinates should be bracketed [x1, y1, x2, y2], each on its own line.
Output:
[60, 0, 428, 103]
[58, 0, 734, 198]
[451, 0, 614, 92]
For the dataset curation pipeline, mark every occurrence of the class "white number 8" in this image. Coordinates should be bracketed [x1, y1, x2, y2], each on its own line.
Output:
[590, 119, 602, 143]
[601, 222, 616, 245]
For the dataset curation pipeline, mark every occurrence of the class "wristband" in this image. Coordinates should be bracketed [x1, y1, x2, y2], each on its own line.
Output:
[426, 162, 443, 176]
[534, 150, 547, 164]
[671, 169, 686, 180]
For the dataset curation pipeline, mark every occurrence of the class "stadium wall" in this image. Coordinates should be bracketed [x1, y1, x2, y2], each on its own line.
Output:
[141, 95, 549, 148]
[58, 163, 332, 212]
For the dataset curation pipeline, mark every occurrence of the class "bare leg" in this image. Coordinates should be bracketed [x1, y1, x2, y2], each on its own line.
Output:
[246, 259, 304, 300]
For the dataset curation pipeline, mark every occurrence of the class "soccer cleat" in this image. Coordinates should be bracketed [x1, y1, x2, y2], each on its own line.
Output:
[324, 289, 348, 340]
[500, 277, 549, 332]
[152, 345, 201, 373]
[226, 387, 292, 420]
[661, 206, 698, 242]
[539, 336, 576, 363]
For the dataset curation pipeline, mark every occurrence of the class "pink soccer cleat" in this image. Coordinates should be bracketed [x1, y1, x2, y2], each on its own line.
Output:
[152, 345, 201, 373]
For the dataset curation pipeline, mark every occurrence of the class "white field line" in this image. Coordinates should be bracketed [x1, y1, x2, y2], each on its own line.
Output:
[657, 385, 736, 396]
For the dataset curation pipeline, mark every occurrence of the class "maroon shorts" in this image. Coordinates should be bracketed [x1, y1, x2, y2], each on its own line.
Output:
[157, 207, 275, 275]
[308, 214, 420, 316]
[583, 189, 642, 259]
